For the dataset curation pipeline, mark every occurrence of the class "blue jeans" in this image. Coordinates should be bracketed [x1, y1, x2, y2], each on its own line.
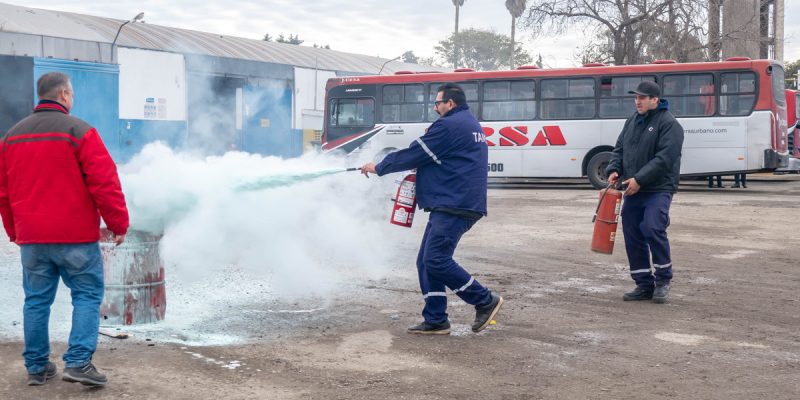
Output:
[621, 192, 674, 289]
[21, 242, 104, 374]
[416, 211, 492, 324]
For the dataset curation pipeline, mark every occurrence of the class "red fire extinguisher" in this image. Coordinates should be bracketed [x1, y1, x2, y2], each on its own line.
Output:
[591, 184, 623, 254]
[390, 173, 417, 227]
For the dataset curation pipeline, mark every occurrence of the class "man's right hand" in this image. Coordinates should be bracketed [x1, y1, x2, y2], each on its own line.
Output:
[607, 172, 619, 186]
[360, 162, 376, 178]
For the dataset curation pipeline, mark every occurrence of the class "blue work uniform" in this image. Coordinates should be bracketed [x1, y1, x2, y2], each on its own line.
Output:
[375, 103, 493, 324]
[606, 99, 684, 289]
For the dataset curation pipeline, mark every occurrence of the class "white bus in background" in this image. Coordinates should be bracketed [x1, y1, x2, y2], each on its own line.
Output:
[322, 58, 789, 188]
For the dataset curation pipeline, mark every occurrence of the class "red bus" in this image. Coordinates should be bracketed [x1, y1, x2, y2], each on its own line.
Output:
[323, 58, 789, 188]
[787, 89, 799, 161]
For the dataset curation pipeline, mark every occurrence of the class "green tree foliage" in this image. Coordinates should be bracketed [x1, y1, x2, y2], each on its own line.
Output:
[434, 28, 532, 71]
[401, 51, 419, 64]
[785, 59, 800, 89]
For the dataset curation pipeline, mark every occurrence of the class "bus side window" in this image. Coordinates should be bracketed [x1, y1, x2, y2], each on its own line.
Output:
[663, 73, 714, 117]
[383, 84, 425, 123]
[720, 72, 756, 116]
[541, 78, 595, 119]
[481, 80, 535, 121]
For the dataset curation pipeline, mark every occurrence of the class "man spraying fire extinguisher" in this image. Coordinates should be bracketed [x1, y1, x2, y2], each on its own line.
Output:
[360, 82, 503, 335]
[606, 80, 684, 304]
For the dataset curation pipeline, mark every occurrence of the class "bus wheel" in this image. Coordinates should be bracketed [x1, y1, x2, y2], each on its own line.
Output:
[587, 151, 612, 189]
[373, 148, 396, 164]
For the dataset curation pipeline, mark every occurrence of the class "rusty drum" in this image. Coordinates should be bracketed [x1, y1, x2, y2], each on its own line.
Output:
[100, 229, 166, 325]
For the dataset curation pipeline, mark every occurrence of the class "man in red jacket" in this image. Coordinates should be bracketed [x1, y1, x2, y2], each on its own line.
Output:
[0, 72, 129, 387]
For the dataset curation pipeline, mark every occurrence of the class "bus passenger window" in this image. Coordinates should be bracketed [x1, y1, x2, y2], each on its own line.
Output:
[481, 80, 536, 121]
[382, 84, 425, 123]
[720, 72, 756, 116]
[662, 74, 715, 117]
[540, 78, 596, 119]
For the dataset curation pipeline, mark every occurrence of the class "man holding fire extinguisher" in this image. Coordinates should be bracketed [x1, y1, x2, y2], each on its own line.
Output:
[606, 80, 684, 304]
[360, 83, 503, 335]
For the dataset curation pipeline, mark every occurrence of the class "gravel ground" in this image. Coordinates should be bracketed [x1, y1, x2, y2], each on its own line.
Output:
[1, 176, 798, 399]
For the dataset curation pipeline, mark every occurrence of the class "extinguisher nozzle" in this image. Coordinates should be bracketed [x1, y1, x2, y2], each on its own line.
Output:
[591, 215, 597, 223]
[345, 167, 359, 172]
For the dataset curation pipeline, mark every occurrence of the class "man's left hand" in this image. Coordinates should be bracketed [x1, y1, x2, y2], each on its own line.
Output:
[622, 177, 640, 196]
[360, 162, 376, 178]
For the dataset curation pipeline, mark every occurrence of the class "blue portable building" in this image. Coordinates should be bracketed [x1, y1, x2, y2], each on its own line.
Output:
[33, 58, 121, 158]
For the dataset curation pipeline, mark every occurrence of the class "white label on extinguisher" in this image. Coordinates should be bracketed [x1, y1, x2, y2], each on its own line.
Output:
[397, 182, 416, 206]
[610, 232, 616, 242]
[614, 199, 621, 217]
[393, 208, 409, 224]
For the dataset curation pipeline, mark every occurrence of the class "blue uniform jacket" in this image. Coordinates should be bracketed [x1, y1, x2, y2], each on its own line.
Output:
[375, 103, 488, 216]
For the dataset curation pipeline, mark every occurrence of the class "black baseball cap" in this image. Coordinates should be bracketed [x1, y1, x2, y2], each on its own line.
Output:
[628, 81, 660, 97]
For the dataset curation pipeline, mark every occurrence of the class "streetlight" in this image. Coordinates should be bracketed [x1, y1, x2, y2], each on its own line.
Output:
[378, 55, 402, 75]
[110, 12, 144, 63]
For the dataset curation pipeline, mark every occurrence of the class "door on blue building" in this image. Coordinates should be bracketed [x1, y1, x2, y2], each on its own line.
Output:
[187, 74, 245, 155]
[33, 58, 120, 159]
[243, 80, 296, 157]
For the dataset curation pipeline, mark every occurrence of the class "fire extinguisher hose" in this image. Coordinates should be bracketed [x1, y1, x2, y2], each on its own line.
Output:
[592, 182, 616, 224]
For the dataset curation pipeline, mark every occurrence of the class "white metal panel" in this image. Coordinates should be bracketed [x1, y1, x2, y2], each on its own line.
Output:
[118, 47, 186, 120]
[294, 67, 336, 130]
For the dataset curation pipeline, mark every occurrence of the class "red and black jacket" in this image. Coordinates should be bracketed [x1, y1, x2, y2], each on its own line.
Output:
[0, 101, 129, 243]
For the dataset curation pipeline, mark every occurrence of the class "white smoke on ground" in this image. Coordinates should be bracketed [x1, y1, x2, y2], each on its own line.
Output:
[120, 142, 418, 300]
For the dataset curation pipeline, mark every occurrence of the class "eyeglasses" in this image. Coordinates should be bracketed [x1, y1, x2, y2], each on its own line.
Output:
[433, 100, 447, 106]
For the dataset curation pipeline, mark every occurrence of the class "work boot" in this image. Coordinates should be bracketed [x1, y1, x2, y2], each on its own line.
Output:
[653, 283, 671, 304]
[472, 294, 504, 332]
[62, 363, 107, 387]
[407, 321, 451, 335]
[27, 362, 57, 386]
[622, 286, 653, 301]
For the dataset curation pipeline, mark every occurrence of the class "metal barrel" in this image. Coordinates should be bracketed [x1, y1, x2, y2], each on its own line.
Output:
[99, 229, 166, 325]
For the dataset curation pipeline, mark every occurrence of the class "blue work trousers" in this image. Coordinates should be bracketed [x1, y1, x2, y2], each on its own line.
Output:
[20, 242, 104, 374]
[620, 192, 674, 289]
[416, 211, 492, 324]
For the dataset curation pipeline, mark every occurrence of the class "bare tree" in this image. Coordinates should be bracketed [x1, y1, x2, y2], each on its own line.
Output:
[453, 0, 466, 68]
[524, 0, 675, 65]
[524, 0, 771, 65]
[505, 0, 527, 68]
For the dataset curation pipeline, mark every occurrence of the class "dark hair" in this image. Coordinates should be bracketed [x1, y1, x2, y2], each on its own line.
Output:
[437, 82, 467, 106]
[37, 72, 71, 99]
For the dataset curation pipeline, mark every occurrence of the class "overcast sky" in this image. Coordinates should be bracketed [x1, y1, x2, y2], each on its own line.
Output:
[5, 0, 799, 68]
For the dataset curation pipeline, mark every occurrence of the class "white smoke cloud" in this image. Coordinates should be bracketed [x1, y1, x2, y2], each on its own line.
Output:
[119, 142, 420, 300]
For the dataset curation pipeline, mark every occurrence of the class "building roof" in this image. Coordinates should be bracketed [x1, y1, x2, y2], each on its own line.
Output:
[0, 2, 437, 75]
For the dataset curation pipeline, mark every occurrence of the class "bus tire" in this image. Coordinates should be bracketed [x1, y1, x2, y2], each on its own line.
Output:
[373, 148, 396, 164]
[587, 151, 612, 189]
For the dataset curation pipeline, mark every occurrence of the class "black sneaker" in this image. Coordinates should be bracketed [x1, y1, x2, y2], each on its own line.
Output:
[407, 321, 451, 335]
[653, 283, 670, 304]
[27, 362, 57, 386]
[623, 286, 654, 301]
[62, 363, 107, 387]
[472, 294, 504, 333]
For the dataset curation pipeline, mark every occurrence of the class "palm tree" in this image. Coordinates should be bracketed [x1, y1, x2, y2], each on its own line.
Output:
[453, 0, 465, 68]
[505, 0, 527, 68]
